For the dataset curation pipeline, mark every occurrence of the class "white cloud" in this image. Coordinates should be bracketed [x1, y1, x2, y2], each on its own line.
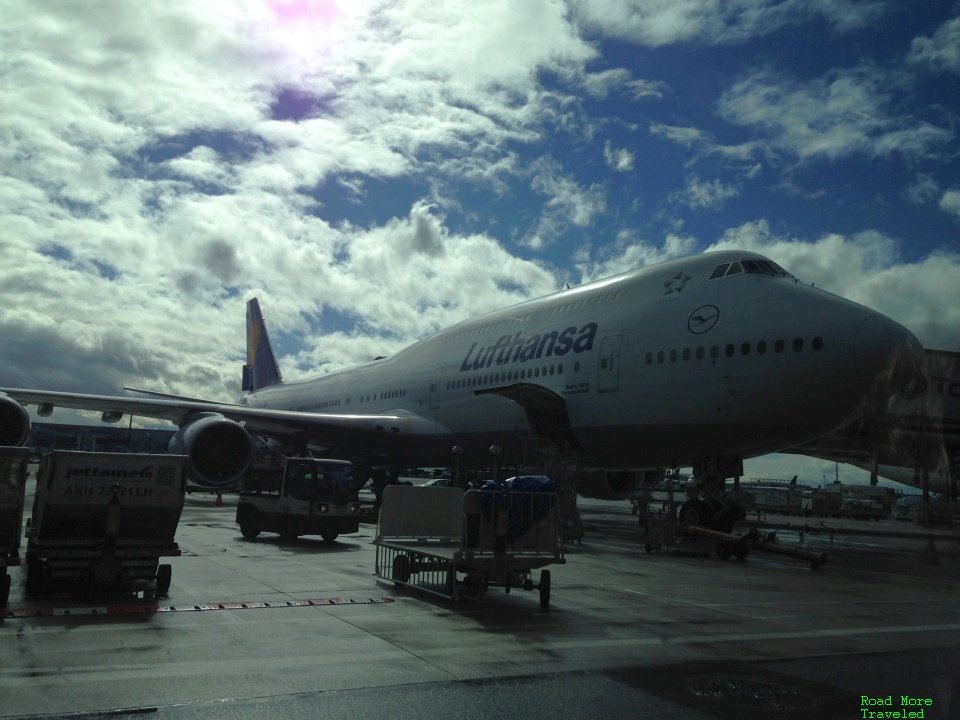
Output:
[521, 158, 608, 249]
[649, 123, 706, 147]
[908, 16, 960, 74]
[569, 0, 887, 47]
[675, 175, 740, 209]
[1, 1, 608, 400]
[940, 189, 960, 221]
[603, 142, 635, 172]
[718, 66, 953, 161]
[905, 174, 941, 205]
[575, 232, 697, 283]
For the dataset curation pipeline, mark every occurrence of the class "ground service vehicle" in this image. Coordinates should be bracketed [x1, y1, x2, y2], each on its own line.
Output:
[236, 457, 360, 542]
[25, 451, 186, 596]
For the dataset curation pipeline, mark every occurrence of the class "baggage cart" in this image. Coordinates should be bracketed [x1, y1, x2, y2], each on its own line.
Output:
[374, 479, 564, 608]
[24, 451, 187, 596]
[0, 447, 30, 618]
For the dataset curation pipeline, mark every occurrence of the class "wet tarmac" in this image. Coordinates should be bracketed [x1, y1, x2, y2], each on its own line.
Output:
[2, 487, 959, 720]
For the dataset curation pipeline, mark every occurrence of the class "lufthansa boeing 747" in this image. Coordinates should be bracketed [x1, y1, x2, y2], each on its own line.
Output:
[0, 250, 924, 530]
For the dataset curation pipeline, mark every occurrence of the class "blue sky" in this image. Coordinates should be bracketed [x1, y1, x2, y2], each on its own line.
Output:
[2, 1, 959, 487]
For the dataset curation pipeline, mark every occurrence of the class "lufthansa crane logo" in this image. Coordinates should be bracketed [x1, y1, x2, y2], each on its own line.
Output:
[688, 305, 719, 334]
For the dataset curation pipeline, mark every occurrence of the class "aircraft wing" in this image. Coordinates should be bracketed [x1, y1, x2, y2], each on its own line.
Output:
[0, 387, 435, 442]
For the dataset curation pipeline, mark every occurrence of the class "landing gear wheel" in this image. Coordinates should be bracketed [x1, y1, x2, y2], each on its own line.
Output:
[239, 511, 260, 539]
[539, 569, 551, 609]
[679, 500, 710, 529]
[155, 564, 172, 595]
[320, 532, 339, 543]
[279, 517, 297, 541]
[715, 543, 733, 560]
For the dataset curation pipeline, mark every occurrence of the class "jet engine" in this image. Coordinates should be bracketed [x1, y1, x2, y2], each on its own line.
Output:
[0, 392, 30, 447]
[168, 413, 256, 488]
[570, 470, 661, 500]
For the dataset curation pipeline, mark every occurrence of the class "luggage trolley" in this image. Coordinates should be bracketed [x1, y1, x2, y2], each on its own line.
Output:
[0, 448, 30, 619]
[374, 477, 565, 608]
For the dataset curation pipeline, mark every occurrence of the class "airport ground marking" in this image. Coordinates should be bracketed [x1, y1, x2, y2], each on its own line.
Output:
[5, 596, 396, 618]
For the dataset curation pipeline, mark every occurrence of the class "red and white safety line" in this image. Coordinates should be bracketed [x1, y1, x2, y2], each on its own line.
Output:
[5, 596, 395, 618]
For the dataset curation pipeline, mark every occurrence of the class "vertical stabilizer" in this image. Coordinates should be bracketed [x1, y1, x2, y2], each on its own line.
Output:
[242, 298, 283, 392]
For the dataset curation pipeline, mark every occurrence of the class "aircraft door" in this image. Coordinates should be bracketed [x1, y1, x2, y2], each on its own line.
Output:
[598, 334, 622, 393]
[429, 369, 443, 410]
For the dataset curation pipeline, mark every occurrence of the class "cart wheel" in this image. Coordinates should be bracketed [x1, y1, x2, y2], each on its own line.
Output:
[539, 569, 551, 609]
[733, 545, 750, 560]
[715, 542, 733, 560]
[320, 532, 339, 543]
[25, 558, 45, 598]
[279, 517, 297, 541]
[393, 554, 411, 584]
[239, 509, 260, 539]
[156, 564, 172, 595]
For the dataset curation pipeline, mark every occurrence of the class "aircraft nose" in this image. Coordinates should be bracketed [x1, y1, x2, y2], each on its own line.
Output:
[853, 314, 925, 398]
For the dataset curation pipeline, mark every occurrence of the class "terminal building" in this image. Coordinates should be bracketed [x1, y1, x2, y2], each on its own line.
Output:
[27, 422, 175, 455]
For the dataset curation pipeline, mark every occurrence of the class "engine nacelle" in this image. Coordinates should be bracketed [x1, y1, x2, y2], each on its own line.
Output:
[168, 412, 255, 488]
[0, 392, 31, 447]
[570, 470, 663, 500]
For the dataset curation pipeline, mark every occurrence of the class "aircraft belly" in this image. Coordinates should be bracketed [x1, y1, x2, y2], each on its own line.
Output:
[573, 421, 831, 468]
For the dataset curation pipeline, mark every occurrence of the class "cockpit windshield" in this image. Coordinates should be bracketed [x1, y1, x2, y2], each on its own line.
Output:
[709, 259, 792, 280]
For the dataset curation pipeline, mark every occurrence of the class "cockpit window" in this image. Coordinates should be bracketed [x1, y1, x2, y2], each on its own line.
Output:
[710, 259, 794, 279]
[709, 263, 729, 279]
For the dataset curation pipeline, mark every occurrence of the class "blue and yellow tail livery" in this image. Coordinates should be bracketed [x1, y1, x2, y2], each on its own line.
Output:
[242, 298, 283, 393]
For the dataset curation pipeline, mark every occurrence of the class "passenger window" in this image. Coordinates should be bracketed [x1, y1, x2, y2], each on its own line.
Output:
[682, 348, 690, 361]
[696, 347, 705, 360]
[775, 339, 784, 353]
[657, 351, 664, 364]
[741, 343, 750, 355]
[793, 338, 804, 352]
[669, 349, 677, 362]
[710, 345, 719, 359]
[725, 344, 734, 357]
[645, 352, 653, 365]
[757, 341, 767, 355]
[813, 337, 823, 351]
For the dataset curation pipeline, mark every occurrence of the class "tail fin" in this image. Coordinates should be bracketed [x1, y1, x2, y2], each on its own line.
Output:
[242, 298, 283, 392]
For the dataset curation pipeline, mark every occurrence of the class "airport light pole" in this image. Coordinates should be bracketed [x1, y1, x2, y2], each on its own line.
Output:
[489, 445, 502, 484]
[451, 446, 463, 489]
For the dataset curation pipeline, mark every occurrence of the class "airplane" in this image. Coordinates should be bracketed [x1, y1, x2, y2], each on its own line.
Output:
[0, 250, 925, 531]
